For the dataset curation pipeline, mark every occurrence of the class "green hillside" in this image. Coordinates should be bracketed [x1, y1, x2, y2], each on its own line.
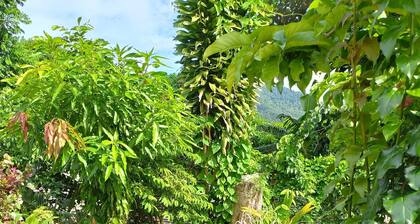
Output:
[256, 87, 303, 120]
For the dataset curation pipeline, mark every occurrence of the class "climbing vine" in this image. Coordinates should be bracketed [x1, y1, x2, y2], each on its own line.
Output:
[174, 0, 274, 221]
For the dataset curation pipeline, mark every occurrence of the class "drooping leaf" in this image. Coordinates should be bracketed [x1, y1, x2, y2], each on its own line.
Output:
[405, 166, 420, 191]
[203, 32, 250, 58]
[152, 122, 158, 146]
[376, 146, 404, 179]
[104, 165, 112, 181]
[380, 27, 401, 60]
[382, 114, 403, 141]
[383, 192, 420, 224]
[377, 88, 404, 118]
[261, 55, 280, 88]
[289, 59, 304, 82]
[362, 37, 380, 62]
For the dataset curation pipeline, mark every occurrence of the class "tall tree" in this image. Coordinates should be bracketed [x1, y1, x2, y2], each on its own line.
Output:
[0, 0, 29, 79]
[174, 0, 273, 222]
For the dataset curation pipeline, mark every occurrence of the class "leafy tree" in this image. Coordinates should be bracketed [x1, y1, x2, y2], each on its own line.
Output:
[1, 21, 211, 223]
[174, 0, 274, 222]
[0, 0, 30, 80]
[206, 0, 420, 222]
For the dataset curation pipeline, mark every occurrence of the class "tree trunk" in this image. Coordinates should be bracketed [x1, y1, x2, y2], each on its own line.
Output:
[231, 174, 263, 224]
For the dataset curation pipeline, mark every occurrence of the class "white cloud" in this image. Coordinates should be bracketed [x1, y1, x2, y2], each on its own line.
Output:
[21, 0, 180, 72]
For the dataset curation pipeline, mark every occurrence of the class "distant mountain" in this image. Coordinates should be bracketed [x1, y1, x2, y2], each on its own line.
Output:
[256, 87, 303, 120]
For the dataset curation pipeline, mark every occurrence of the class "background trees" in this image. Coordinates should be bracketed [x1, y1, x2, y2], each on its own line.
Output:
[0, 0, 29, 81]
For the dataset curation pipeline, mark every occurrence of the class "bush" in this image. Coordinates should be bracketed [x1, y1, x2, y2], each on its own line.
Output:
[0, 21, 211, 223]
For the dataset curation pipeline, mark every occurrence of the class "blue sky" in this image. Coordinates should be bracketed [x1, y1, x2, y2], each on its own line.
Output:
[21, 0, 181, 73]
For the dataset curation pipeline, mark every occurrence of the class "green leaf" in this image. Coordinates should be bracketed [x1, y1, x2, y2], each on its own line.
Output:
[376, 146, 404, 179]
[383, 192, 420, 224]
[380, 27, 401, 60]
[362, 37, 380, 62]
[273, 30, 286, 49]
[407, 88, 420, 97]
[114, 163, 126, 185]
[289, 59, 304, 82]
[254, 44, 280, 61]
[203, 32, 250, 58]
[300, 94, 316, 112]
[396, 54, 419, 79]
[103, 128, 114, 141]
[226, 47, 251, 91]
[104, 165, 113, 181]
[51, 82, 65, 104]
[383, 114, 403, 141]
[354, 177, 367, 198]
[152, 122, 158, 146]
[405, 166, 420, 191]
[407, 126, 420, 157]
[261, 56, 280, 88]
[77, 154, 87, 168]
[285, 31, 330, 49]
[377, 88, 404, 118]
[342, 145, 362, 173]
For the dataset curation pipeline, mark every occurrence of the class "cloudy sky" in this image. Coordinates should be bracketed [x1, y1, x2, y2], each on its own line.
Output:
[21, 0, 181, 73]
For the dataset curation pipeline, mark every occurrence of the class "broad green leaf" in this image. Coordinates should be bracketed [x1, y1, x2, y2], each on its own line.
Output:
[362, 37, 380, 62]
[289, 59, 304, 82]
[405, 166, 420, 191]
[254, 44, 280, 61]
[226, 47, 252, 91]
[300, 94, 316, 112]
[376, 146, 404, 179]
[363, 180, 387, 221]
[396, 54, 419, 79]
[342, 145, 362, 173]
[273, 30, 286, 49]
[152, 122, 158, 146]
[285, 31, 330, 49]
[380, 27, 401, 60]
[383, 192, 420, 224]
[354, 177, 367, 198]
[407, 126, 420, 156]
[261, 55, 280, 88]
[377, 88, 404, 118]
[203, 32, 250, 58]
[383, 114, 402, 141]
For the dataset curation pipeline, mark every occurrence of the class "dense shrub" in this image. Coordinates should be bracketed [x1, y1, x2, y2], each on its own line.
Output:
[0, 21, 211, 223]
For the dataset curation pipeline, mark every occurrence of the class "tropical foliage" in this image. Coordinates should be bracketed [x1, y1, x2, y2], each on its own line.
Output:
[206, 0, 420, 222]
[1, 0, 420, 223]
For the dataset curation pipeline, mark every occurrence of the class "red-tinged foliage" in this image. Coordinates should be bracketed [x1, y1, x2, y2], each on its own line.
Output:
[7, 112, 29, 142]
[43, 118, 84, 159]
